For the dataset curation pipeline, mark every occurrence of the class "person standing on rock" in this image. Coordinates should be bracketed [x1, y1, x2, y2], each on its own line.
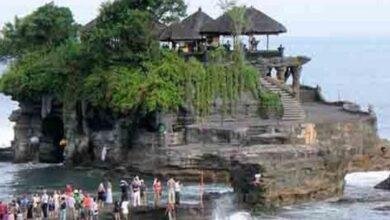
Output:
[73, 190, 82, 219]
[32, 193, 41, 220]
[97, 182, 106, 209]
[174, 179, 182, 206]
[59, 197, 67, 220]
[66, 192, 76, 219]
[105, 179, 113, 205]
[41, 190, 49, 219]
[153, 178, 162, 207]
[82, 193, 93, 220]
[120, 180, 129, 201]
[167, 177, 176, 205]
[48, 195, 55, 219]
[19, 194, 29, 219]
[131, 176, 141, 207]
[53, 190, 60, 218]
[140, 179, 147, 206]
[27, 200, 33, 220]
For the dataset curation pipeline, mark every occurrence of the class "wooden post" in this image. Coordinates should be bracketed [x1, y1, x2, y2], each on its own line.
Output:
[266, 35, 270, 50]
[249, 35, 252, 51]
[200, 171, 204, 210]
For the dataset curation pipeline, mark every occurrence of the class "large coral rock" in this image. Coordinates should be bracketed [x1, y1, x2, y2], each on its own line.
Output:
[374, 175, 390, 190]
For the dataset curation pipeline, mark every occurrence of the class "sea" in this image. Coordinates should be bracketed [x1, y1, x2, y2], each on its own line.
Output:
[1, 37, 390, 219]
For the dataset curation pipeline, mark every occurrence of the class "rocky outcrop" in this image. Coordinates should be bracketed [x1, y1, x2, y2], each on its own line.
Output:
[374, 175, 390, 190]
[10, 98, 379, 209]
[7, 53, 380, 208]
[0, 147, 13, 161]
[131, 118, 377, 207]
[10, 102, 43, 162]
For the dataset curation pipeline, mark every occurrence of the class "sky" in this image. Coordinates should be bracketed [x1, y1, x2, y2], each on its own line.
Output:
[0, 0, 390, 37]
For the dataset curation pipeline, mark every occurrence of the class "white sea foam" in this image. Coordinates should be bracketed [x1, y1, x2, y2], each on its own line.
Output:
[345, 171, 390, 188]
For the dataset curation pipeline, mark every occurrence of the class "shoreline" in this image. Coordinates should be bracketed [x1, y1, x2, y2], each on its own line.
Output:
[1, 160, 389, 219]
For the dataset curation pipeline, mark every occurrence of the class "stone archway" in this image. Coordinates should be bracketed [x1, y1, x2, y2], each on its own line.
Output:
[40, 115, 64, 163]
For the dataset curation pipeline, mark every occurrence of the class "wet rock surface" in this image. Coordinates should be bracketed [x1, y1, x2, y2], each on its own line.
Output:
[0, 147, 13, 161]
[374, 175, 390, 190]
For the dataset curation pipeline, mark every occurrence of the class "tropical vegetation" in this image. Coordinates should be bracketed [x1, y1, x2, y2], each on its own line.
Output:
[0, 0, 281, 123]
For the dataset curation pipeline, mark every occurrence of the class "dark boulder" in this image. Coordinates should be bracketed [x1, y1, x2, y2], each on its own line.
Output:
[374, 175, 390, 190]
[0, 147, 13, 162]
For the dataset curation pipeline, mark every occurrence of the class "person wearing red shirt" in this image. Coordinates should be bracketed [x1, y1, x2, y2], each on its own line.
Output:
[65, 184, 73, 196]
[83, 193, 94, 218]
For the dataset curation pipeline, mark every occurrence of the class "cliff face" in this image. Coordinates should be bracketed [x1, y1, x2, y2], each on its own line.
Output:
[9, 85, 380, 207]
[121, 118, 377, 207]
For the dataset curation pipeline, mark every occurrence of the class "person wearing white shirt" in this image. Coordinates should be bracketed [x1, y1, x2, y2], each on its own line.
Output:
[41, 191, 49, 219]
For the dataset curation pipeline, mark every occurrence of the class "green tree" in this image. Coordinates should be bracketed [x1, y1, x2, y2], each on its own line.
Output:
[0, 40, 84, 101]
[82, 0, 187, 67]
[96, 0, 187, 24]
[84, 8, 158, 67]
[149, 0, 187, 24]
[83, 51, 187, 114]
[0, 2, 78, 57]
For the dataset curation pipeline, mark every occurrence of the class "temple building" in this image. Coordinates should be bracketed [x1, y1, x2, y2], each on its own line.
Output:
[159, 6, 308, 102]
[200, 6, 287, 51]
[159, 8, 213, 53]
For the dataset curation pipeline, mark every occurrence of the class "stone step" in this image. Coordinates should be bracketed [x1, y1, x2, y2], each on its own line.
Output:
[283, 114, 305, 118]
[284, 111, 305, 114]
[283, 107, 302, 110]
[282, 116, 305, 120]
[260, 76, 306, 122]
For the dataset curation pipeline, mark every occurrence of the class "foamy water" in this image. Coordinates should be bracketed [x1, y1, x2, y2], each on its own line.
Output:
[213, 171, 390, 220]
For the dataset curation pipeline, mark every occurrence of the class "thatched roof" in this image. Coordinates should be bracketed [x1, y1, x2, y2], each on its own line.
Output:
[200, 7, 287, 35]
[82, 19, 98, 33]
[160, 8, 214, 42]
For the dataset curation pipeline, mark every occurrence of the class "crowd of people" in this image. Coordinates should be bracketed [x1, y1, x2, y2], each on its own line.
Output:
[0, 183, 101, 220]
[0, 176, 185, 220]
[116, 176, 183, 220]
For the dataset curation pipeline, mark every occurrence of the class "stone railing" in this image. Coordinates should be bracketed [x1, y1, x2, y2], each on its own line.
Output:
[245, 50, 283, 59]
[300, 85, 375, 117]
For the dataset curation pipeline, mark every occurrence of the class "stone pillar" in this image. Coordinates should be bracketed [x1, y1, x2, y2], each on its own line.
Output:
[276, 66, 287, 82]
[284, 67, 292, 83]
[291, 66, 302, 100]
[11, 102, 43, 163]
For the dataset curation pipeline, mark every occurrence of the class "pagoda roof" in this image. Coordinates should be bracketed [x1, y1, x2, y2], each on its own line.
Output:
[200, 7, 287, 35]
[160, 8, 214, 41]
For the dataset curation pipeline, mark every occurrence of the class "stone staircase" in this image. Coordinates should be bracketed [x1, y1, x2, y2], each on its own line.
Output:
[260, 77, 306, 121]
